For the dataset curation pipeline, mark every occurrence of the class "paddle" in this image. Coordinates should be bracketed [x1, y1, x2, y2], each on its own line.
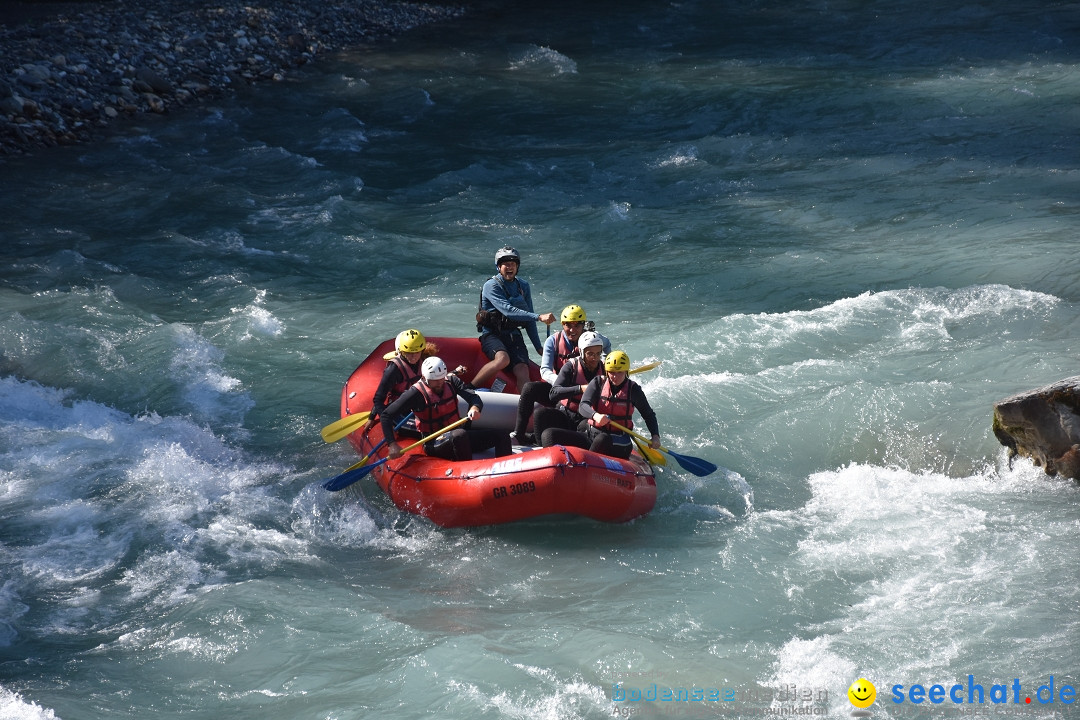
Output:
[632, 436, 666, 467]
[320, 410, 372, 444]
[322, 416, 470, 492]
[628, 360, 661, 375]
[339, 413, 414, 474]
[608, 420, 717, 477]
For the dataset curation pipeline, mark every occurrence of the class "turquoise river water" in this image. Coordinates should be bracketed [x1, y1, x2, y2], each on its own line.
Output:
[1, 0, 1079, 718]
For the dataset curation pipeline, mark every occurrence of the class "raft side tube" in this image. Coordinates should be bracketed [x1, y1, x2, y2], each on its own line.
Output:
[456, 391, 525, 432]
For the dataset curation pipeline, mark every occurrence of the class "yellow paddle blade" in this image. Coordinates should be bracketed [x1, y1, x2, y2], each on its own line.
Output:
[643, 444, 666, 466]
[628, 360, 661, 375]
[320, 411, 371, 443]
[609, 420, 717, 477]
[633, 437, 666, 466]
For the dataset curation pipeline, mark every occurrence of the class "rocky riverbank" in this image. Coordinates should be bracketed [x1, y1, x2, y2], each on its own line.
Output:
[0, 0, 467, 156]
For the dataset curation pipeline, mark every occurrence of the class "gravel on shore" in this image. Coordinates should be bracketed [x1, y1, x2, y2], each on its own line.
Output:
[0, 0, 467, 156]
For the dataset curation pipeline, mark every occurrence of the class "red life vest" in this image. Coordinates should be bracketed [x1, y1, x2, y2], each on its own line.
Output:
[553, 331, 578, 373]
[387, 355, 421, 405]
[558, 357, 601, 416]
[413, 379, 460, 435]
[588, 377, 634, 431]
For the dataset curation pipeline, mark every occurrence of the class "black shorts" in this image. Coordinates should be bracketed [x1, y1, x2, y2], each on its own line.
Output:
[481, 330, 531, 367]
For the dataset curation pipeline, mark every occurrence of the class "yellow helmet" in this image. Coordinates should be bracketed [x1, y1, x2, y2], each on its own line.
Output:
[395, 328, 426, 354]
[604, 350, 630, 373]
[560, 304, 587, 323]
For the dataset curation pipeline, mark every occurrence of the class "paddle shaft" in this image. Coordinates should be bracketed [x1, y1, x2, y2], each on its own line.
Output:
[323, 416, 470, 491]
[608, 420, 717, 477]
[607, 420, 658, 448]
[388, 416, 469, 458]
[604, 419, 664, 464]
[342, 413, 414, 473]
[632, 436, 666, 466]
[628, 360, 661, 375]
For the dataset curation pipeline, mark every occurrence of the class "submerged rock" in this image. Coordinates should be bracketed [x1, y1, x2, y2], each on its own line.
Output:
[993, 376, 1080, 480]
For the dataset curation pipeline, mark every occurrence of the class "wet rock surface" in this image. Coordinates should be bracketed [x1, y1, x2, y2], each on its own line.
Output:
[993, 376, 1080, 480]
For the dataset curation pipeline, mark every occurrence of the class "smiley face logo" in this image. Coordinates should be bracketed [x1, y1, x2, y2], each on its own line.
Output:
[847, 678, 876, 709]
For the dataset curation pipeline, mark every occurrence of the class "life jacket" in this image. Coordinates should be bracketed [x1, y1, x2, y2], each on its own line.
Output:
[552, 331, 578, 373]
[558, 357, 601, 416]
[413, 379, 461, 435]
[588, 377, 634, 431]
[386, 355, 421, 406]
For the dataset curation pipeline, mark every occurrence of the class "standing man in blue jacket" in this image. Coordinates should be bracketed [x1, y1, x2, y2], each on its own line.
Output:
[472, 246, 555, 391]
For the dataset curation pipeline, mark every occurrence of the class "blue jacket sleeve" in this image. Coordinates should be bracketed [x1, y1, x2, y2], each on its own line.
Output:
[482, 276, 543, 353]
[539, 333, 559, 382]
[482, 276, 537, 323]
[519, 279, 543, 353]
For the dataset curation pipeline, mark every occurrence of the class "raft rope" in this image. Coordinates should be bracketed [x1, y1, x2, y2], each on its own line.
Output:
[383, 447, 654, 484]
[355, 429, 653, 489]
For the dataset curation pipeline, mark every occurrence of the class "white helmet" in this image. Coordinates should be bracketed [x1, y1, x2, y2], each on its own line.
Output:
[578, 331, 603, 352]
[421, 356, 448, 381]
[495, 245, 520, 266]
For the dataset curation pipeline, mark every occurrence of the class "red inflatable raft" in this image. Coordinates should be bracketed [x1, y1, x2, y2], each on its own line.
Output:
[337, 337, 657, 527]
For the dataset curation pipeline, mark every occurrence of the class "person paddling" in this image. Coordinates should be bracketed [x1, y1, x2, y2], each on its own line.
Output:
[368, 328, 427, 438]
[533, 330, 608, 449]
[382, 356, 511, 461]
[511, 304, 610, 444]
[578, 350, 661, 459]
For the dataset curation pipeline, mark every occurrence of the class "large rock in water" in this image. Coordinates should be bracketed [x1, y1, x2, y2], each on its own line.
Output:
[993, 376, 1080, 480]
